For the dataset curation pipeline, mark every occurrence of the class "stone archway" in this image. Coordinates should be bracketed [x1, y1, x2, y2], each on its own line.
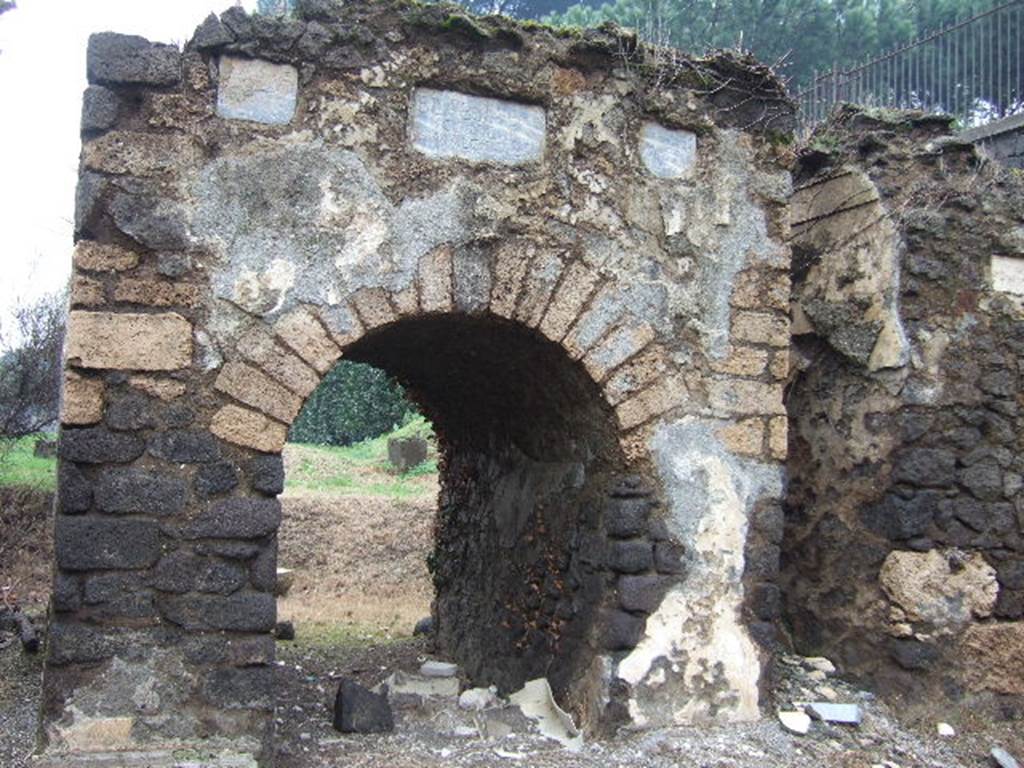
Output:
[42, 2, 794, 764]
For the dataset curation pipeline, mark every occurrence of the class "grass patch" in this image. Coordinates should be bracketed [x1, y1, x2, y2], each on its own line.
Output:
[0, 417, 440, 500]
[0, 435, 57, 491]
[284, 620, 411, 649]
[284, 414, 438, 500]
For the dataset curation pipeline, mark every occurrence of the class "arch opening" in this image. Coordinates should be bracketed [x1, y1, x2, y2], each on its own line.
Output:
[339, 312, 627, 702]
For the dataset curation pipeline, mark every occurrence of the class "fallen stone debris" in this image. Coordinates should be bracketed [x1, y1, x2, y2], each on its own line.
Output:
[332, 677, 394, 734]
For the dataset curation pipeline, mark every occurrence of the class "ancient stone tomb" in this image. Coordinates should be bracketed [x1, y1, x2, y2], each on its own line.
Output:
[44, 1, 794, 764]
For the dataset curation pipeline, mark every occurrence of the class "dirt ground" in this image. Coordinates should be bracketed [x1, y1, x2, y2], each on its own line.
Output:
[277, 493, 435, 633]
[0, 482, 1021, 767]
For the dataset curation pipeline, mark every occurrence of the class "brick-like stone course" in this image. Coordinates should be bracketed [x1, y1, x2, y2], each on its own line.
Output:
[66, 311, 193, 372]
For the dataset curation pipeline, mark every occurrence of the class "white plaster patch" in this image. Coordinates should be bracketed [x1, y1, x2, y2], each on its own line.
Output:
[991, 254, 1024, 295]
[618, 418, 783, 726]
[410, 88, 546, 165]
[640, 123, 697, 179]
[216, 56, 298, 125]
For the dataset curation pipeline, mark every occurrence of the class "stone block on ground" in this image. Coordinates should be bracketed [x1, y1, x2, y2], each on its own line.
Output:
[387, 436, 428, 473]
[333, 678, 394, 734]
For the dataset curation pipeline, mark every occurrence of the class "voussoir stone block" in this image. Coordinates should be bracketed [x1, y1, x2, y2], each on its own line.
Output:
[66, 311, 193, 371]
[56, 517, 161, 571]
[236, 326, 320, 398]
[211, 404, 289, 453]
[273, 307, 341, 374]
[215, 361, 303, 424]
[216, 56, 298, 125]
[410, 88, 546, 165]
[87, 32, 181, 87]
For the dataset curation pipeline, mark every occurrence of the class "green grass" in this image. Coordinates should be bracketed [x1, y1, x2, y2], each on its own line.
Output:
[0, 435, 57, 491]
[284, 414, 438, 499]
[0, 417, 439, 500]
[283, 620, 412, 650]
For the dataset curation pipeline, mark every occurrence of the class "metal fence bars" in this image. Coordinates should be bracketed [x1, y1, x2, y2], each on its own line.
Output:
[797, 0, 1023, 131]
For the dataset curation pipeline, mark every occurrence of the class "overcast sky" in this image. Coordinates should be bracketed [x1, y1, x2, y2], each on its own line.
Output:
[0, 0, 256, 326]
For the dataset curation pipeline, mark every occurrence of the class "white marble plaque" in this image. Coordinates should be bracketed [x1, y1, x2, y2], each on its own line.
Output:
[217, 56, 298, 126]
[410, 88, 546, 165]
[640, 122, 697, 179]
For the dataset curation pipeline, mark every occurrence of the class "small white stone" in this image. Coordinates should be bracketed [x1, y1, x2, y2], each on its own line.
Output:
[459, 686, 499, 711]
[803, 656, 836, 674]
[937, 722, 955, 737]
[778, 710, 811, 735]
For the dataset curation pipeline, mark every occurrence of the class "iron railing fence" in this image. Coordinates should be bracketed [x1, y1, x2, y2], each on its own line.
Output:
[796, 0, 1024, 133]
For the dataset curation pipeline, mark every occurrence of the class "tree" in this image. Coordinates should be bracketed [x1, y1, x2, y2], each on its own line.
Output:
[289, 361, 415, 446]
[0, 290, 66, 442]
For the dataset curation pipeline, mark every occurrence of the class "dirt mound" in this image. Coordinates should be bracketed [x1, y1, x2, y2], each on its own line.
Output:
[278, 494, 435, 632]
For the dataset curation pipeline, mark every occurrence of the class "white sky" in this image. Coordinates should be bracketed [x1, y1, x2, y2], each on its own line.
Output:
[0, 0, 256, 324]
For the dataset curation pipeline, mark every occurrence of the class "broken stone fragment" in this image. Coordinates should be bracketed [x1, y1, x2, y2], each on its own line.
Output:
[333, 678, 394, 734]
[459, 686, 500, 711]
[802, 656, 836, 674]
[380, 670, 458, 699]
[804, 702, 862, 725]
[992, 747, 1021, 768]
[777, 710, 811, 735]
[412, 616, 433, 636]
[508, 678, 582, 751]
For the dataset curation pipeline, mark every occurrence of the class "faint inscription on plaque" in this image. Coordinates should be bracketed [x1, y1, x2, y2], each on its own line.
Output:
[410, 88, 546, 165]
[217, 56, 298, 126]
[640, 122, 697, 179]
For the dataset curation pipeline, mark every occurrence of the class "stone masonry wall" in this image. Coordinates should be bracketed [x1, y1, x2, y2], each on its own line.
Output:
[784, 106, 1024, 711]
[44, 1, 794, 763]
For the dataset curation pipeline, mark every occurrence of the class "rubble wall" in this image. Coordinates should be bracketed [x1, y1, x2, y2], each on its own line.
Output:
[784, 106, 1024, 708]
